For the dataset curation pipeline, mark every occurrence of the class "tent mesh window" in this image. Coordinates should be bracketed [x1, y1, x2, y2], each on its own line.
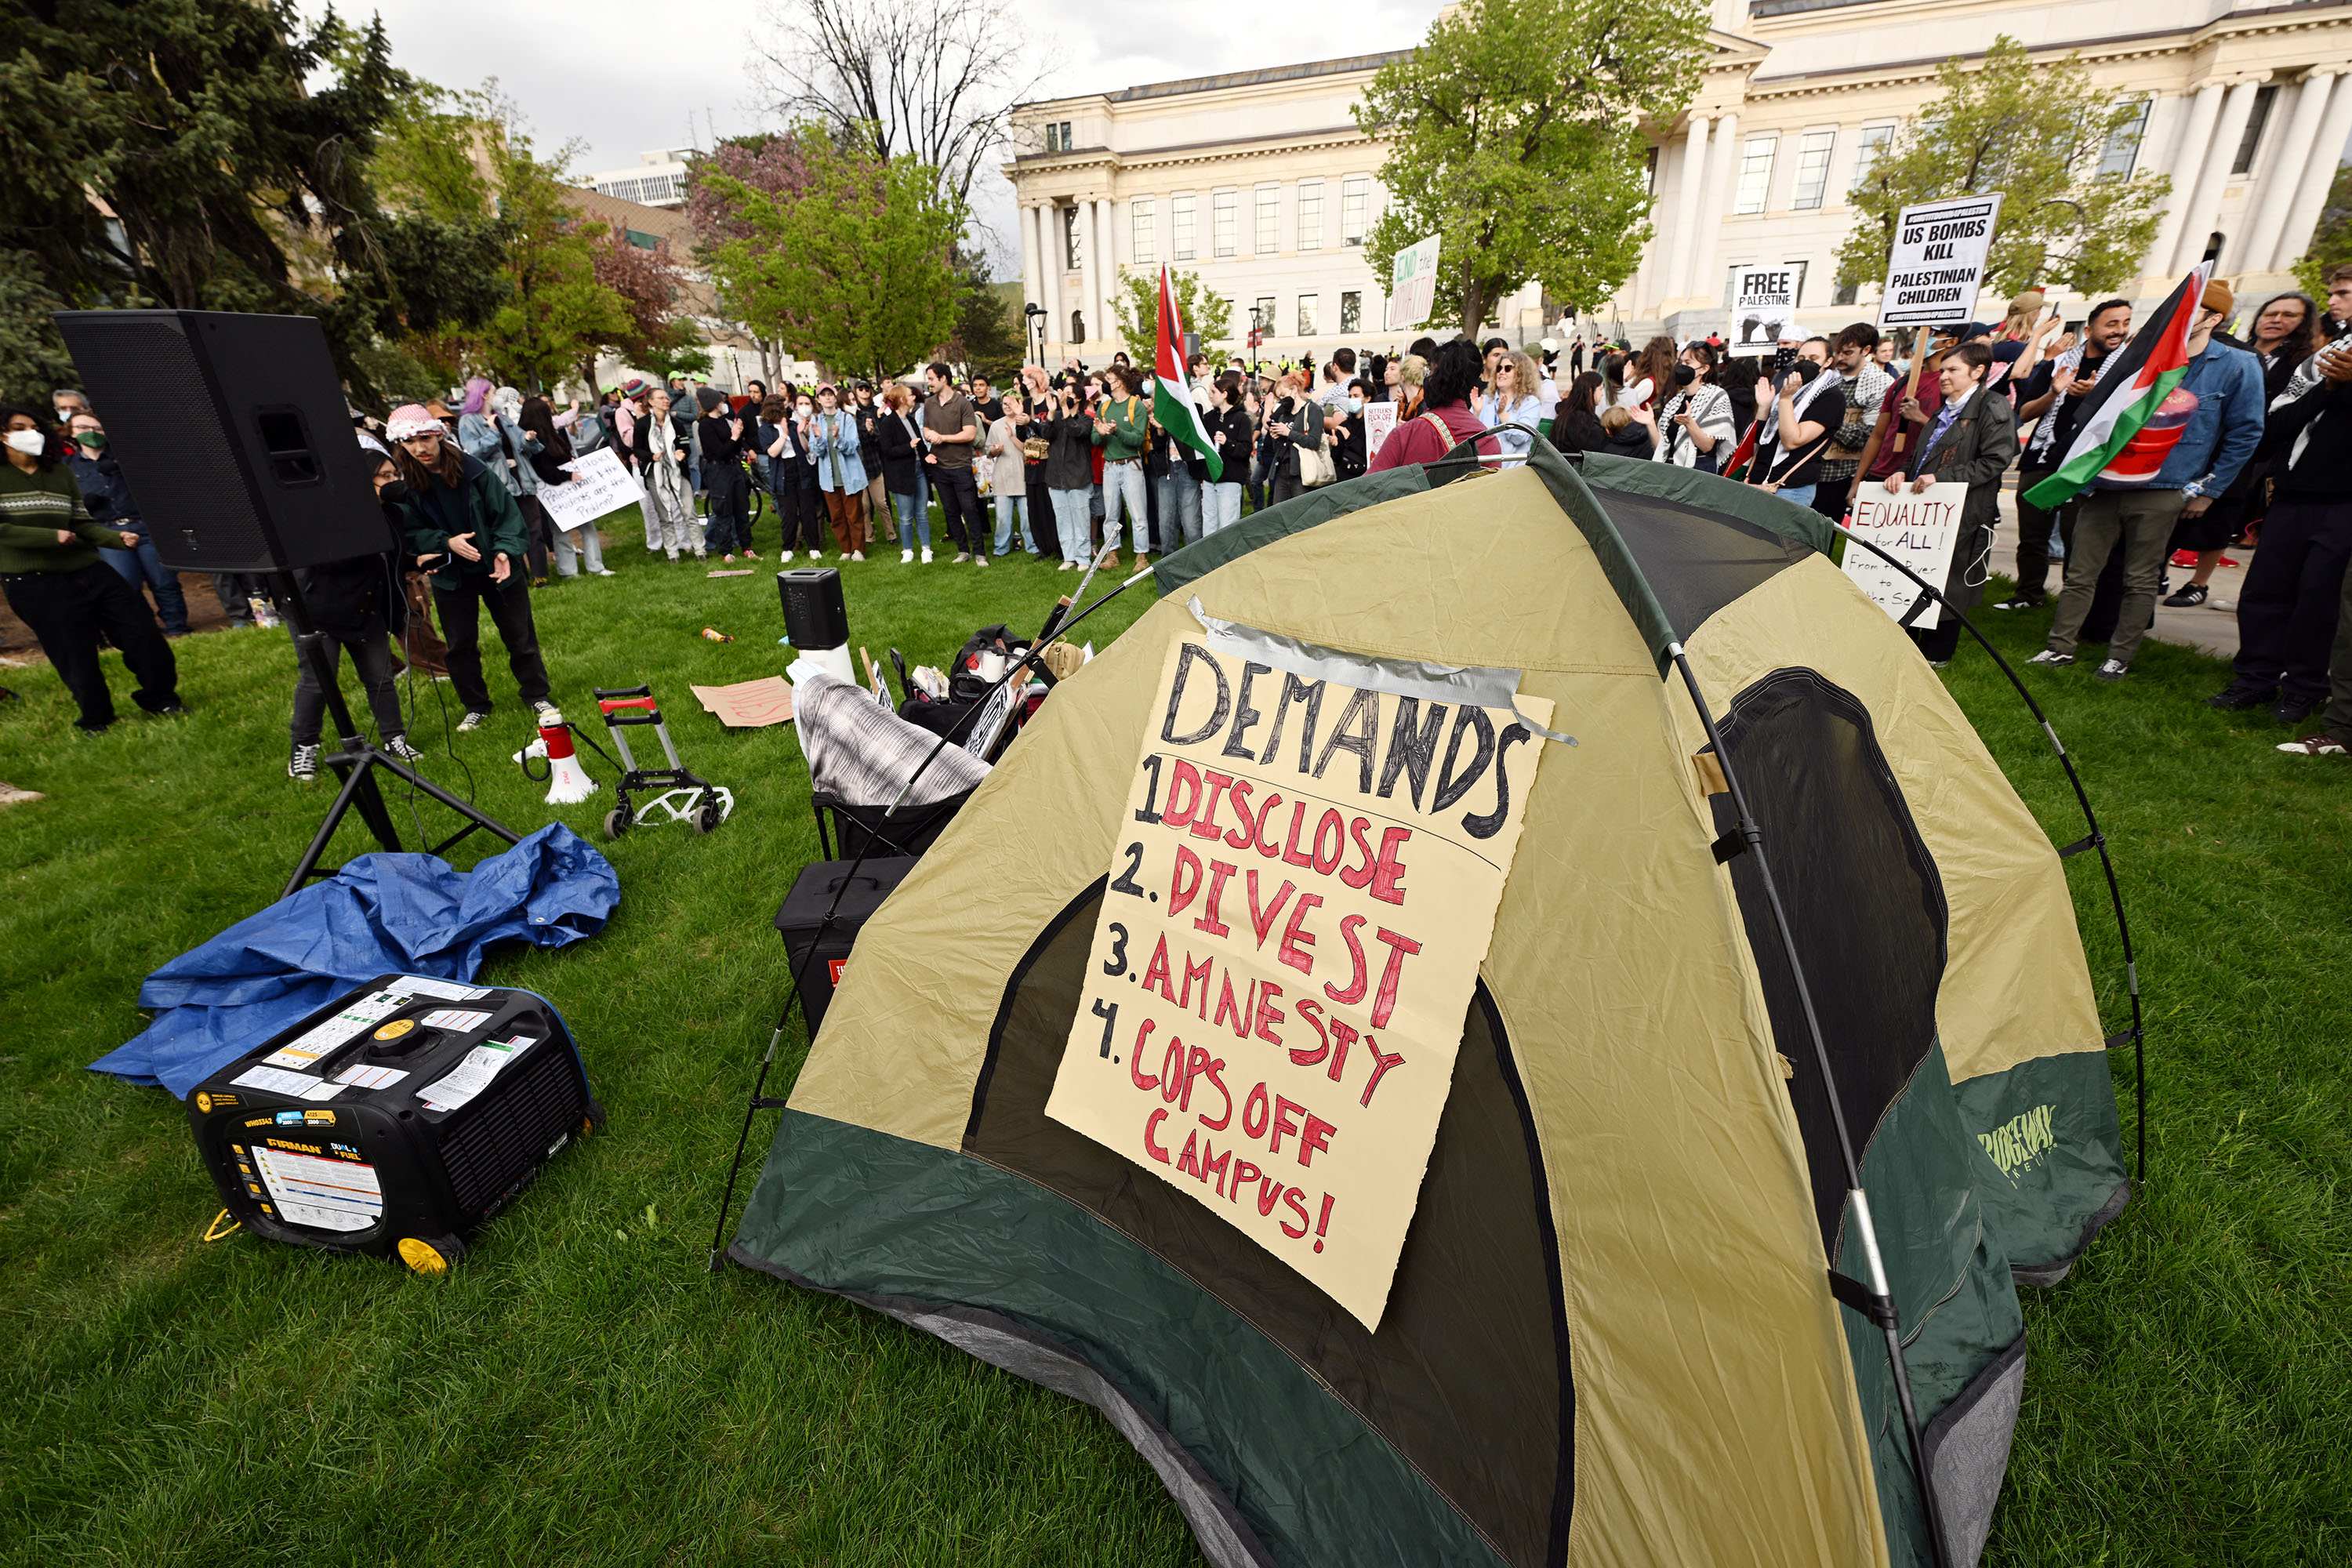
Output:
[964, 881, 1575, 1568]
[1706, 668, 1951, 1258]
[1581, 483, 1814, 640]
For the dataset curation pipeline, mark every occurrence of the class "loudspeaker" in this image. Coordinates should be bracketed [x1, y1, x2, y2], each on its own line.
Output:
[52, 310, 394, 573]
[777, 567, 849, 648]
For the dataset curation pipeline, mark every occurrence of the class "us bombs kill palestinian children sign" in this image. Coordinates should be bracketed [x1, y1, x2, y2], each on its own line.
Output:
[1878, 193, 2004, 328]
[1044, 635, 1552, 1330]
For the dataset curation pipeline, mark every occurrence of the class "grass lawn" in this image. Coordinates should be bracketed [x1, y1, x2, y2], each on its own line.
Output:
[1, 506, 2346, 1566]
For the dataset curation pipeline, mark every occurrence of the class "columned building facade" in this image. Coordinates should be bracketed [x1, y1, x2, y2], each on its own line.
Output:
[1008, 0, 2352, 358]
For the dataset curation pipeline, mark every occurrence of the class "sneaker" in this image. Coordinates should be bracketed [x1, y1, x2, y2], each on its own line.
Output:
[2270, 695, 2318, 726]
[289, 742, 320, 781]
[596, 568, 617, 577]
[851, 550, 866, 562]
[807, 550, 821, 561]
[530, 699, 558, 722]
[902, 548, 915, 563]
[2278, 731, 2350, 757]
[1100, 550, 1121, 569]
[666, 549, 680, 562]
[722, 554, 735, 564]
[456, 710, 492, 732]
[920, 547, 934, 564]
[2208, 683, 2275, 711]
[975, 554, 989, 568]
[2025, 651, 2074, 668]
[953, 551, 972, 564]
[744, 550, 760, 561]
[2162, 583, 2209, 608]
[385, 735, 425, 761]
[1058, 560, 1076, 572]
[1991, 596, 2044, 612]
[2093, 659, 2129, 682]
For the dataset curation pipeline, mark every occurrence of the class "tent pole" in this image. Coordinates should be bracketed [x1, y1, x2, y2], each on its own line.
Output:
[1668, 642, 1955, 1568]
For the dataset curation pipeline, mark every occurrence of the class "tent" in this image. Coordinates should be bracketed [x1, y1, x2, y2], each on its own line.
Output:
[727, 445, 2132, 1568]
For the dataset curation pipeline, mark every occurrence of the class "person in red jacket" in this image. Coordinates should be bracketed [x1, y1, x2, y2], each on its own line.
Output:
[1370, 340, 1499, 473]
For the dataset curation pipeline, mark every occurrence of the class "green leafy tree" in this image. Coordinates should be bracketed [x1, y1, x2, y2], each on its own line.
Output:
[0, 252, 81, 409]
[2291, 163, 2352, 299]
[1354, 0, 1704, 335]
[948, 269, 1028, 379]
[700, 125, 966, 382]
[1836, 37, 2169, 303]
[1109, 268, 1234, 362]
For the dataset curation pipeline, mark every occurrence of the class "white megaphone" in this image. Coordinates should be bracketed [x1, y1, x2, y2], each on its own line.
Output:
[534, 710, 599, 805]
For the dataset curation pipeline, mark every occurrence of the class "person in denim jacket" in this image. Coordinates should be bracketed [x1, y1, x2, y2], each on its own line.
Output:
[808, 385, 870, 561]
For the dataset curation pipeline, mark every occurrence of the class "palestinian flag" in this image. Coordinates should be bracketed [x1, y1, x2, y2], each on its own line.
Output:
[1719, 419, 1759, 483]
[2022, 264, 2209, 510]
[1152, 265, 1222, 481]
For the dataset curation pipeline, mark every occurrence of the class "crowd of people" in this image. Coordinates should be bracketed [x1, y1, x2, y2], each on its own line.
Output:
[8, 260, 2347, 766]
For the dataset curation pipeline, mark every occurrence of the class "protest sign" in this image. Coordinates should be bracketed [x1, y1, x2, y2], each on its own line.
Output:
[1044, 631, 1552, 1329]
[1385, 234, 1441, 333]
[1842, 481, 1969, 628]
[1363, 401, 1399, 459]
[1878, 194, 2004, 328]
[1730, 267, 1798, 350]
[538, 448, 646, 532]
[689, 677, 794, 728]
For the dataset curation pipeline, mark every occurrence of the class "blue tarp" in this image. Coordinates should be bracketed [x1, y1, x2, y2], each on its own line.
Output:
[89, 824, 620, 1098]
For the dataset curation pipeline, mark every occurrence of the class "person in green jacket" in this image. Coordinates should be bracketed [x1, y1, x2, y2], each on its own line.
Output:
[1091, 365, 1152, 568]
[384, 405, 554, 733]
[0, 405, 182, 732]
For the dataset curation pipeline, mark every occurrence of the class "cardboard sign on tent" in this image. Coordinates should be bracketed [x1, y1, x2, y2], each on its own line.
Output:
[730, 446, 2129, 1568]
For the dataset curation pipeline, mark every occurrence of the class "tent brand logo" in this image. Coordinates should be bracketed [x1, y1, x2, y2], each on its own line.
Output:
[1981, 1103, 2058, 1182]
[1046, 635, 1550, 1331]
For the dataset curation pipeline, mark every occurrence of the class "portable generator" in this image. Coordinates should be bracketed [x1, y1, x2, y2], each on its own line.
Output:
[187, 975, 602, 1275]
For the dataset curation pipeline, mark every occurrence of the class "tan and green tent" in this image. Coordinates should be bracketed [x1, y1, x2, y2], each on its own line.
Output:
[728, 445, 2132, 1568]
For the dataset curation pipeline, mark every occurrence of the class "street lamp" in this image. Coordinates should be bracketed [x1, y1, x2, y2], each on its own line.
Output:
[1247, 304, 1264, 375]
[1023, 303, 1047, 365]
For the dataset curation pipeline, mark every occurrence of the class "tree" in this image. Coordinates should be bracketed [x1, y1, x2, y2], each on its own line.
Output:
[585, 227, 703, 391]
[1835, 38, 2169, 303]
[686, 134, 818, 379]
[700, 126, 966, 382]
[2292, 162, 2351, 299]
[1109, 268, 1235, 363]
[947, 263, 1027, 378]
[0, 252, 80, 409]
[1355, 0, 1704, 336]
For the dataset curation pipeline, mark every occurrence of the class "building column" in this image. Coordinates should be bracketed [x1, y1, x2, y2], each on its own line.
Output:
[2274, 74, 2352, 276]
[1039, 205, 1064, 358]
[2241, 73, 2336, 273]
[1690, 110, 1738, 316]
[1664, 114, 1713, 307]
[1019, 202, 1043, 316]
[2145, 82, 2226, 279]
[1076, 198, 1102, 350]
[1098, 197, 1122, 336]
[2168, 78, 2264, 277]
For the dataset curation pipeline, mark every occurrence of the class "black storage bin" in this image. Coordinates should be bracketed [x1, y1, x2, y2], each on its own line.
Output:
[773, 856, 919, 1035]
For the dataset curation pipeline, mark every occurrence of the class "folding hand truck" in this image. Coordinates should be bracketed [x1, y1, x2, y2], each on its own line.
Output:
[593, 685, 736, 839]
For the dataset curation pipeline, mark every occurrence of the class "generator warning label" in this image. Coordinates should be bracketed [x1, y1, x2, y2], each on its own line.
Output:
[252, 1145, 383, 1232]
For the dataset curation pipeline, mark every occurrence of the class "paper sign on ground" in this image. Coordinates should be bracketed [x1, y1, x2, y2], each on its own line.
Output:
[539, 448, 646, 532]
[1842, 481, 1970, 628]
[1731, 267, 1798, 349]
[691, 677, 795, 728]
[1363, 401, 1399, 459]
[1385, 234, 1442, 333]
[1044, 635, 1551, 1330]
[1878, 194, 2004, 328]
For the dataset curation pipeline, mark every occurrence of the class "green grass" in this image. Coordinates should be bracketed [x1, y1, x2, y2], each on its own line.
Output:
[1, 524, 2347, 1566]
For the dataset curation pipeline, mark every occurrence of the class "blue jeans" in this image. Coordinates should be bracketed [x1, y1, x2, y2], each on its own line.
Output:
[1102, 461, 1149, 554]
[993, 492, 1037, 554]
[100, 539, 189, 633]
[891, 488, 929, 550]
[1203, 481, 1243, 536]
[1776, 483, 1817, 509]
[1050, 488, 1092, 563]
[1156, 473, 1203, 550]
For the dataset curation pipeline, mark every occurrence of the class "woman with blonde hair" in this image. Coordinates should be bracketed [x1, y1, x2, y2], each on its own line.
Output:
[1395, 354, 1428, 421]
[1478, 348, 1544, 464]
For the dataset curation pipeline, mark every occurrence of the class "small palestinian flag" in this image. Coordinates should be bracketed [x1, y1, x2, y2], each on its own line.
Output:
[2022, 264, 2209, 510]
[1152, 265, 1222, 482]
[1719, 419, 1759, 483]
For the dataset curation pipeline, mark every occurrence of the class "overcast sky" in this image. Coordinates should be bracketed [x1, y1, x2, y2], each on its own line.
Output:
[309, 0, 1439, 270]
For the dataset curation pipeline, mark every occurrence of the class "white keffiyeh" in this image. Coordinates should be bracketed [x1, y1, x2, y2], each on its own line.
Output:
[2024, 341, 2089, 463]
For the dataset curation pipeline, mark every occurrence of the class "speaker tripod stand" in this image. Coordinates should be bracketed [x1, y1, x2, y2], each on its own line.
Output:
[275, 572, 518, 902]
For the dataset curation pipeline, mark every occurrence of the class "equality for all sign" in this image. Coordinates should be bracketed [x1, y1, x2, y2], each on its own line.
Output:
[1878, 194, 2004, 328]
[538, 448, 647, 533]
[1045, 635, 1550, 1330]
[1842, 481, 1970, 629]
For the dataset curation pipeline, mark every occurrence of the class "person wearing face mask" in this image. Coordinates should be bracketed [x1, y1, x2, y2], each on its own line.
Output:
[1654, 346, 1734, 472]
[1749, 339, 1836, 503]
[1333, 380, 1370, 481]
[1202, 372, 1253, 536]
[0, 405, 183, 731]
[63, 412, 188, 636]
[282, 450, 426, 780]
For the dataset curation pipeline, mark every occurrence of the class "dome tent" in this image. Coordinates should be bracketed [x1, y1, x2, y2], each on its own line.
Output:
[726, 443, 2130, 1568]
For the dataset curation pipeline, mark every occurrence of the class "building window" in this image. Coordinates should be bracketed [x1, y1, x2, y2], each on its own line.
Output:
[1173, 193, 1196, 261]
[1131, 198, 1156, 266]
[1646, 144, 1660, 197]
[2233, 84, 2280, 176]
[1733, 137, 1776, 215]
[1834, 279, 1859, 307]
[1255, 187, 1279, 255]
[1341, 176, 1370, 245]
[1071, 310, 1086, 343]
[1254, 295, 1276, 340]
[1785, 260, 1809, 308]
[1044, 121, 1073, 153]
[1340, 291, 1360, 334]
[1298, 294, 1319, 336]
[2097, 99, 2151, 180]
[1062, 205, 1083, 270]
[1298, 183, 1323, 252]
[1214, 190, 1237, 257]
[1849, 123, 1895, 195]
[1791, 129, 1836, 210]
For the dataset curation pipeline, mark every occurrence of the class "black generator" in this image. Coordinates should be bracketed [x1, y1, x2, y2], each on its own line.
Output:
[187, 975, 602, 1275]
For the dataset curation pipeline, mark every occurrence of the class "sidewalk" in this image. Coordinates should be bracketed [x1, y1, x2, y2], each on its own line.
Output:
[1989, 485, 2249, 662]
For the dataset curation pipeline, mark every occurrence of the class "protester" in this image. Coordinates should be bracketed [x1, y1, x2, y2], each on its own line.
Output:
[1202, 372, 1252, 536]
[1041, 379, 1098, 569]
[1258, 368, 1327, 506]
[919, 363, 985, 563]
[1655, 345, 1734, 471]
[873, 383, 931, 563]
[807, 385, 869, 561]
[2004, 302, 2132, 609]
[850, 383, 891, 546]
[1143, 397, 1203, 553]
[285, 451, 426, 779]
[636, 387, 702, 562]
[519, 397, 612, 579]
[981, 400, 1037, 558]
[2031, 279, 2266, 681]
[1813, 325, 1892, 521]
[1548, 372, 1610, 457]
[386, 405, 553, 731]
[1750, 347, 1837, 504]
[1622, 336, 1677, 412]
[1882, 340, 2016, 664]
[0, 404, 183, 731]
[1092, 365, 1152, 565]
[694, 387, 754, 563]
[1479, 349, 1544, 466]
[51, 388, 89, 428]
[1370, 339, 1497, 471]
[2324, 264, 2352, 342]
[2166, 292, 2324, 606]
[457, 383, 547, 585]
[1334, 379, 1370, 481]
[63, 412, 188, 635]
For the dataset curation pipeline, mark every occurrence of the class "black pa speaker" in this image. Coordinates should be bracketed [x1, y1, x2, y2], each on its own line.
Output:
[52, 310, 393, 573]
[778, 567, 849, 648]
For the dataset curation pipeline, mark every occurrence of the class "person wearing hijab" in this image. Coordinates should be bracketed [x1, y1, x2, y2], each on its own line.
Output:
[695, 386, 754, 561]
[520, 396, 612, 578]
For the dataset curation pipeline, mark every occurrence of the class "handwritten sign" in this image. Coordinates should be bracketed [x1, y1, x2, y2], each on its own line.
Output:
[1385, 233, 1441, 334]
[1878, 194, 2003, 328]
[1732, 267, 1797, 349]
[1363, 401, 1399, 459]
[1842, 481, 1970, 628]
[539, 448, 646, 532]
[1044, 634, 1551, 1329]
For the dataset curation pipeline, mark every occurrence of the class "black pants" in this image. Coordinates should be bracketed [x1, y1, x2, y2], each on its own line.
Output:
[433, 575, 550, 715]
[932, 464, 983, 552]
[212, 571, 270, 626]
[1809, 481, 1850, 524]
[4, 562, 180, 731]
[2012, 467, 2078, 603]
[2230, 498, 2352, 706]
[775, 473, 823, 553]
[703, 463, 751, 556]
[292, 613, 404, 746]
[517, 493, 552, 583]
[1027, 471, 1058, 558]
